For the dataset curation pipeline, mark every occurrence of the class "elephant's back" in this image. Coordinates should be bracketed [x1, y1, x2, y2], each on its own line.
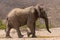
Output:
[7, 8, 23, 17]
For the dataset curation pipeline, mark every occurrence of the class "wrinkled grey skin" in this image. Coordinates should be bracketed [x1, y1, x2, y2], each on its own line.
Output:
[5, 4, 51, 38]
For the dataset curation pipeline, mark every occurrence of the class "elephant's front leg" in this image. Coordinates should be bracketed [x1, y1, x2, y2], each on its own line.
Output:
[27, 22, 36, 38]
[27, 28, 32, 37]
[15, 27, 23, 38]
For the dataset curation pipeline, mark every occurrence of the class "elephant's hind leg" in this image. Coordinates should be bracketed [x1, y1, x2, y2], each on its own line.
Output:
[15, 27, 23, 38]
[6, 24, 12, 38]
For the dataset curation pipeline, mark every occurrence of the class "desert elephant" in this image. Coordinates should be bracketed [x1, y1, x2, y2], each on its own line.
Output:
[5, 4, 51, 38]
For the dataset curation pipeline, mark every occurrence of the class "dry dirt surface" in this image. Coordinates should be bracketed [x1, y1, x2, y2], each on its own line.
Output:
[0, 28, 60, 40]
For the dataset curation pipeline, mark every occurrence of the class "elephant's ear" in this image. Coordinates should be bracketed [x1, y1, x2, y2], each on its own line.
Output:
[35, 4, 40, 12]
[30, 7, 35, 14]
[35, 4, 41, 17]
[25, 6, 35, 14]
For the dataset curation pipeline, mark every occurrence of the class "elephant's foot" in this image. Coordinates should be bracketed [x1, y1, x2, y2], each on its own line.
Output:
[6, 35, 11, 38]
[18, 35, 24, 38]
[32, 36, 37, 38]
[27, 32, 32, 37]
[32, 35, 37, 38]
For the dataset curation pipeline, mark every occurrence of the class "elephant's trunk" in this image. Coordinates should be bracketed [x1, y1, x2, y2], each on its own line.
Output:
[44, 18, 51, 33]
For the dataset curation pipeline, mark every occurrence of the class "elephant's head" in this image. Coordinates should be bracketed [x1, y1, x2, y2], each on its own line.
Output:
[35, 4, 51, 33]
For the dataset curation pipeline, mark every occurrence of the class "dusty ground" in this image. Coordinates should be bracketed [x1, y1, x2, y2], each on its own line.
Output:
[0, 28, 60, 40]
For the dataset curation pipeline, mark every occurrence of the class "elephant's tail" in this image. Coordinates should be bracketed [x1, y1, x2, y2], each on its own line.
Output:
[5, 17, 8, 32]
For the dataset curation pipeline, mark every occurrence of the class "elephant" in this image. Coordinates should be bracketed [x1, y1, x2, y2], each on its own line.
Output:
[5, 4, 51, 38]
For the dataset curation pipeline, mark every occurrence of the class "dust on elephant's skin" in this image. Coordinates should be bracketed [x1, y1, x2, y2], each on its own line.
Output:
[5, 4, 51, 38]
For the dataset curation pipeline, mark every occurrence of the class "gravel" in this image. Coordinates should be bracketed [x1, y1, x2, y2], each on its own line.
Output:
[0, 28, 60, 40]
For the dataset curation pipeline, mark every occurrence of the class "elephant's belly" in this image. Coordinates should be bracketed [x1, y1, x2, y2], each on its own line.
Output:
[17, 15, 27, 26]
[10, 13, 28, 27]
[19, 19, 27, 26]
